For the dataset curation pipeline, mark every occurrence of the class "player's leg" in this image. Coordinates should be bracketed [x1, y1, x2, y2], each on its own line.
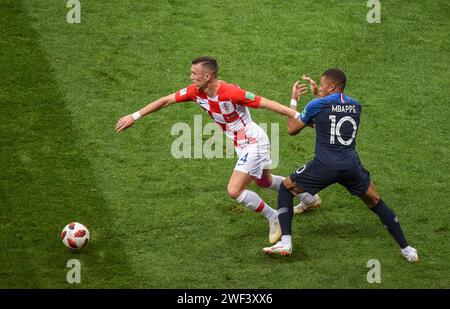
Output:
[358, 181, 418, 262]
[344, 165, 418, 262]
[252, 125, 320, 212]
[262, 176, 303, 256]
[279, 177, 305, 238]
[256, 169, 321, 213]
[253, 169, 275, 188]
[293, 192, 322, 214]
[232, 145, 285, 243]
[263, 163, 333, 256]
[228, 170, 281, 243]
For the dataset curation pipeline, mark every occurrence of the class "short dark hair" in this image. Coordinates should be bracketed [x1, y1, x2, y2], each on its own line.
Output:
[322, 68, 346, 90]
[192, 56, 218, 75]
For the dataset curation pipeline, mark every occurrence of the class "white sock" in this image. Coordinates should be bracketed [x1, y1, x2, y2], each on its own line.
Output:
[269, 174, 285, 191]
[401, 246, 415, 253]
[299, 192, 317, 205]
[269, 174, 316, 204]
[236, 190, 277, 221]
[281, 235, 292, 246]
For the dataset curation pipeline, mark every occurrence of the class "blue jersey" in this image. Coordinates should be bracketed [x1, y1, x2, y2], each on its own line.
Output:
[300, 93, 362, 169]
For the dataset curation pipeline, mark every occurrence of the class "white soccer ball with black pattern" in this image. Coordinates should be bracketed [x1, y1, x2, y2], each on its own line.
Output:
[61, 222, 90, 250]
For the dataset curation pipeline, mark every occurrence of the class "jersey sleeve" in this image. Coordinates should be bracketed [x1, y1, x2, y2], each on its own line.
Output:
[175, 84, 197, 102]
[226, 85, 261, 108]
[300, 98, 323, 124]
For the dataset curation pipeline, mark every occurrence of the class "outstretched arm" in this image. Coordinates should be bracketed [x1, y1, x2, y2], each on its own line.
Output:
[259, 97, 300, 119]
[115, 93, 177, 132]
[286, 81, 308, 135]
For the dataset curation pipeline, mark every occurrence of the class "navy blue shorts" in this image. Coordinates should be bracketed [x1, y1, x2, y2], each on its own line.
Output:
[290, 160, 371, 196]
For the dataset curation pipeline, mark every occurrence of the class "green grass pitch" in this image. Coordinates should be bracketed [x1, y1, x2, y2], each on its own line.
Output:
[1, 0, 449, 288]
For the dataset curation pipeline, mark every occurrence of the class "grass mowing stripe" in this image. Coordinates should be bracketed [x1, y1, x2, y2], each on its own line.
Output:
[0, 0, 133, 288]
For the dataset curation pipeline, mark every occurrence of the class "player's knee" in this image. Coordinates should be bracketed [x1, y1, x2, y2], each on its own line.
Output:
[282, 178, 295, 191]
[227, 186, 244, 200]
[281, 178, 304, 196]
[367, 196, 381, 208]
[279, 182, 289, 193]
[255, 177, 271, 188]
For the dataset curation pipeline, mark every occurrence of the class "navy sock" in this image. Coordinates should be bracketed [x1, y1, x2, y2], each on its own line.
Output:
[370, 199, 409, 249]
[278, 183, 294, 236]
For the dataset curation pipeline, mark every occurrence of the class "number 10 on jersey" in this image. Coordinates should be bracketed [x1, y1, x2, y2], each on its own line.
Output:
[329, 115, 357, 146]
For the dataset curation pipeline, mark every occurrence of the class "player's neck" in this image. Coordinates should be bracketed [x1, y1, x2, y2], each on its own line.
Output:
[329, 89, 344, 95]
[202, 79, 220, 97]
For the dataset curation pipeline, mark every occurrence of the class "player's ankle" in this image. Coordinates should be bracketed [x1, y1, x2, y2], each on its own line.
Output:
[268, 211, 278, 222]
[281, 235, 292, 246]
[401, 245, 414, 253]
[299, 192, 317, 205]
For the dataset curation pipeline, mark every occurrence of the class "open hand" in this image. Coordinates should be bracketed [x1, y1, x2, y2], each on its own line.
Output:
[302, 75, 319, 96]
[115, 115, 135, 132]
[292, 81, 308, 100]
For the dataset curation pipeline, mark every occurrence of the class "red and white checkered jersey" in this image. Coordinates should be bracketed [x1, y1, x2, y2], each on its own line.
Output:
[175, 81, 263, 148]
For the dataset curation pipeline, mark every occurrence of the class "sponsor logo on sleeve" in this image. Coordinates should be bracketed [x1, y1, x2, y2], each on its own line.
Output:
[180, 88, 187, 96]
[245, 91, 256, 100]
[301, 108, 306, 119]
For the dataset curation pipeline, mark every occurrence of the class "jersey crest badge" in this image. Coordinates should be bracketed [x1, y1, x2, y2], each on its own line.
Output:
[222, 102, 230, 112]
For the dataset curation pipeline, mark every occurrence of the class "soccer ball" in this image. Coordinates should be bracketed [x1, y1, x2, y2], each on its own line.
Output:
[61, 222, 90, 250]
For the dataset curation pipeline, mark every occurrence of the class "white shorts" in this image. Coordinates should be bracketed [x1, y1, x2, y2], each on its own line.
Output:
[233, 123, 272, 179]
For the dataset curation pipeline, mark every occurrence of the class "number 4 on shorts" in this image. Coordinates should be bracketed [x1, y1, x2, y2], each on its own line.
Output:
[239, 153, 248, 163]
